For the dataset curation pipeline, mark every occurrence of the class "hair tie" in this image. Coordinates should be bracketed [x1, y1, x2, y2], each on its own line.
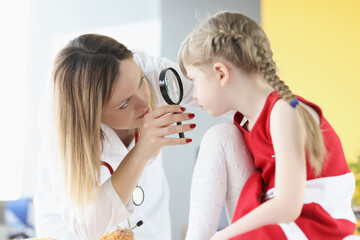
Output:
[290, 98, 299, 108]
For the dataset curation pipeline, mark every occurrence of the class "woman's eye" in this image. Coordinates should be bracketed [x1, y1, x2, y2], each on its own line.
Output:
[120, 99, 129, 109]
[140, 75, 144, 85]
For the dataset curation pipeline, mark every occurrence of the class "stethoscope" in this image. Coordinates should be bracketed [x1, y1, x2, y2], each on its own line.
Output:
[101, 130, 144, 206]
[101, 131, 144, 231]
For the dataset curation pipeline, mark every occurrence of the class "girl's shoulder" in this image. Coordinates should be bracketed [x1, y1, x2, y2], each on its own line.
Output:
[270, 98, 304, 135]
[270, 93, 321, 128]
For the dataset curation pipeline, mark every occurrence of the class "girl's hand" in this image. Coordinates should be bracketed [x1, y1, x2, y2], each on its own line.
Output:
[134, 105, 196, 160]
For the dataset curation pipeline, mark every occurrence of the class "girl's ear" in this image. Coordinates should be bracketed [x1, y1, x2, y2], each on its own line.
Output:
[213, 62, 230, 87]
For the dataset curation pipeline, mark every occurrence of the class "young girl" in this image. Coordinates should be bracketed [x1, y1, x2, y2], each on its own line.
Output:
[34, 34, 197, 239]
[178, 12, 356, 239]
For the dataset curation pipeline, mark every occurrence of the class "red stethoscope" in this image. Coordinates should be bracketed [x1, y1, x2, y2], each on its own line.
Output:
[101, 130, 145, 206]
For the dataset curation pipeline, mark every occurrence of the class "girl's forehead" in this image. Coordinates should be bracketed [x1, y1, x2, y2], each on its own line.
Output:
[184, 64, 201, 77]
[186, 64, 212, 78]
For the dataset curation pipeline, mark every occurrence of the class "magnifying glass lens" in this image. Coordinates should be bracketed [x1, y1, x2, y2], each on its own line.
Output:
[165, 71, 180, 103]
[159, 67, 185, 138]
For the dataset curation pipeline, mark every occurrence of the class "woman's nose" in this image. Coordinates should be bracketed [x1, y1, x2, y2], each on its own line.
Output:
[135, 92, 149, 108]
[192, 91, 197, 100]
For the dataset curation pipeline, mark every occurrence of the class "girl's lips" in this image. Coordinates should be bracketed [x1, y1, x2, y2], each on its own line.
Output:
[138, 107, 150, 118]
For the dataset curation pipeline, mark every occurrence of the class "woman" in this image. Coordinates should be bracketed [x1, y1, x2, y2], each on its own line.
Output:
[34, 33, 197, 240]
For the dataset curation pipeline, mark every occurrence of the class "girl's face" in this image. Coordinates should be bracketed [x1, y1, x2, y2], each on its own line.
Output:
[101, 58, 151, 130]
[185, 64, 227, 117]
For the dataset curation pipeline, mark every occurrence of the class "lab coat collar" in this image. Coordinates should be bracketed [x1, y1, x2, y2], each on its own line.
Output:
[100, 123, 135, 156]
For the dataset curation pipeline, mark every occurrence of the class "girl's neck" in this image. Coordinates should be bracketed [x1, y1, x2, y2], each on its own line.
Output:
[230, 72, 274, 129]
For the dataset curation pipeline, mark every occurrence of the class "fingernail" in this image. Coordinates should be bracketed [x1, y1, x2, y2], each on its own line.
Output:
[190, 124, 196, 129]
[181, 107, 186, 111]
[188, 113, 195, 118]
[186, 139, 192, 143]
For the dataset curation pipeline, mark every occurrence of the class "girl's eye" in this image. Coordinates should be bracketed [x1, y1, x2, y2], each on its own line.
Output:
[120, 99, 129, 109]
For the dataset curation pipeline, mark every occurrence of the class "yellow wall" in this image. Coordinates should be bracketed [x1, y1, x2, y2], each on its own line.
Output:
[262, 0, 360, 162]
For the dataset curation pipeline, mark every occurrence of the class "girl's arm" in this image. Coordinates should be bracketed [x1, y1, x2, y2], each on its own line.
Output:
[211, 100, 307, 240]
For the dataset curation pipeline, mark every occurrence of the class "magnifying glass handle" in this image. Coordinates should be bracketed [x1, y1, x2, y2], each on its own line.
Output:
[176, 122, 185, 138]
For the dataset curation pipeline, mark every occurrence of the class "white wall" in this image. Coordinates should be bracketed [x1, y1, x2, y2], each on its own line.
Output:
[0, 0, 30, 200]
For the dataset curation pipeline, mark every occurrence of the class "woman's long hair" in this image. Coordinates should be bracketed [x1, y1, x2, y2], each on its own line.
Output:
[178, 12, 326, 175]
[52, 34, 133, 208]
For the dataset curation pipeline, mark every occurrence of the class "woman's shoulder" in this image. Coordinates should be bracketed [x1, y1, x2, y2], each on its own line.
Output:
[132, 50, 160, 74]
[132, 50, 178, 75]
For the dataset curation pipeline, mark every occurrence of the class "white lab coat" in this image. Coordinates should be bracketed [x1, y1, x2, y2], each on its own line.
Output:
[34, 51, 197, 240]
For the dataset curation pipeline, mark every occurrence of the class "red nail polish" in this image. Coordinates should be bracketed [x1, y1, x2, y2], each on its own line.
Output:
[188, 113, 195, 118]
[190, 124, 196, 128]
[186, 139, 192, 143]
[181, 107, 186, 111]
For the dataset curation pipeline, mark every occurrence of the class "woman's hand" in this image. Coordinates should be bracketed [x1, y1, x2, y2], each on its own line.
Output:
[111, 105, 195, 205]
[134, 105, 196, 160]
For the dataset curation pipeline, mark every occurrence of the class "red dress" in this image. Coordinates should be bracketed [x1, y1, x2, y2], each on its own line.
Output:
[231, 91, 356, 239]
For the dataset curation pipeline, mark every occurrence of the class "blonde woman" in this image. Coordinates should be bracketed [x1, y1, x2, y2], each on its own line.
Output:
[34, 34, 197, 240]
[179, 12, 356, 239]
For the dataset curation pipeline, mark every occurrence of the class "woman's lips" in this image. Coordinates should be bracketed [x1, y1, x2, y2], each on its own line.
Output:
[138, 107, 150, 118]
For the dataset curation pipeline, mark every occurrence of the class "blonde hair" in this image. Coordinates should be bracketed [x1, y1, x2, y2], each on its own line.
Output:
[178, 12, 326, 175]
[52, 34, 133, 208]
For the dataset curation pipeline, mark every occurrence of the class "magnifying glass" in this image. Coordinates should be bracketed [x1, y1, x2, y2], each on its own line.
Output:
[159, 67, 185, 138]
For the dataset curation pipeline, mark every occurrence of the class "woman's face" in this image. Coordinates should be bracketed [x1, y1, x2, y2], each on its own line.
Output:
[101, 58, 151, 130]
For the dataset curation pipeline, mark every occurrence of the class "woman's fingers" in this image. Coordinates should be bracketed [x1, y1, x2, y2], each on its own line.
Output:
[157, 123, 196, 137]
[149, 105, 186, 119]
[159, 137, 193, 146]
[154, 112, 195, 128]
[135, 106, 196, 160]
[144, 105, 195, 129]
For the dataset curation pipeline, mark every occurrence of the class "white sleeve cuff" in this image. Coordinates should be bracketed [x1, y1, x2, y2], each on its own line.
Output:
[102, 178, 134, 219]
[63, 178, 135, 239]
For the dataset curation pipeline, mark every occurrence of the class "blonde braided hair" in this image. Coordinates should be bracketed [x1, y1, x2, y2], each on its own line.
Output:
[179, 11, 326, 175]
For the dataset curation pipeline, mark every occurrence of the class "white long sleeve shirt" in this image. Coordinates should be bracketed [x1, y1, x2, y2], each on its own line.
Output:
[34, 51, 197, 240]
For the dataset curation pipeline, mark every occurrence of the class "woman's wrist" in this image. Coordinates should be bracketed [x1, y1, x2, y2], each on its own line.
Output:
[130, 143, 154, 164]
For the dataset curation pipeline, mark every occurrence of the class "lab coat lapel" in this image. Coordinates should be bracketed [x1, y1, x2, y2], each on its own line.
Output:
[100, 123, 131, 156]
